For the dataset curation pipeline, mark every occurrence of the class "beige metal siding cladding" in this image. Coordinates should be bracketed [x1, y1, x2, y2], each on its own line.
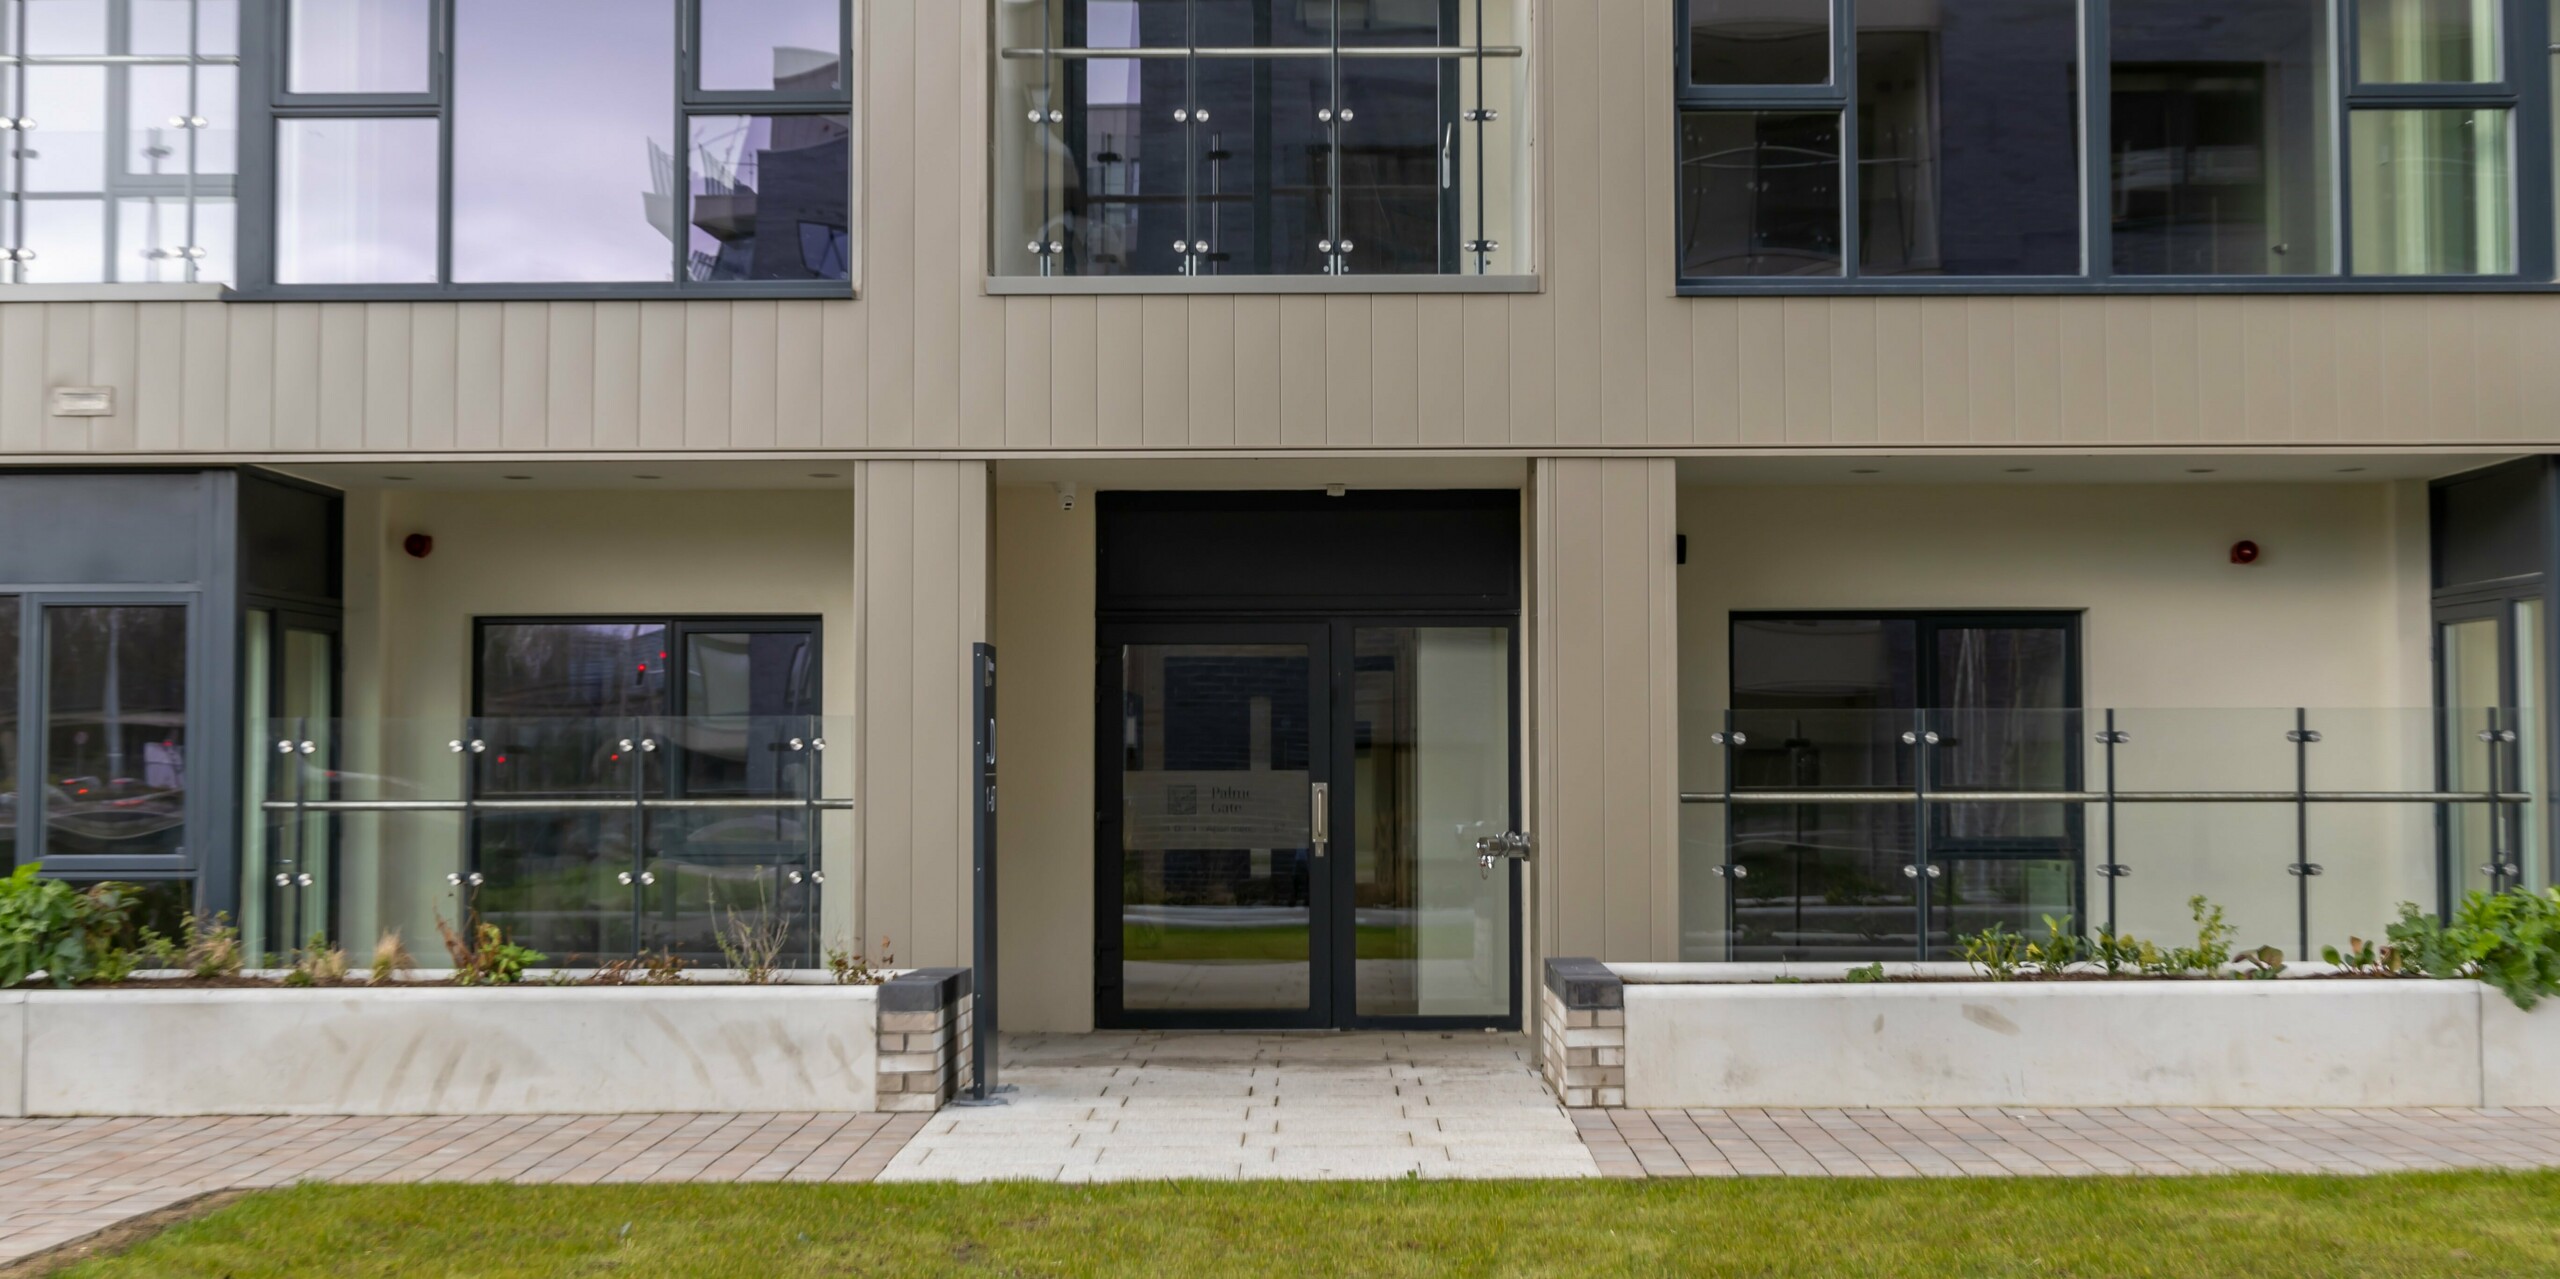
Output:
[3, 0, 2557, 456]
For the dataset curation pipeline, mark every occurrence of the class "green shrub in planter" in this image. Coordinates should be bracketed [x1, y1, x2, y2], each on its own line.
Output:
[2388, 888, 2560, 1011]
[0, 862, 138, 988]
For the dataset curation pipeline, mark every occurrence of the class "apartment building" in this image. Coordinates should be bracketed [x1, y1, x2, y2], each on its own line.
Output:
[0, 0, 2554, 1035]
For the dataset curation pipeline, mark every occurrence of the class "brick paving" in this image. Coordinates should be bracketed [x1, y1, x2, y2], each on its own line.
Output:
[0, 1111, 925, 1264]
[1572, 1106, 2560, 1178]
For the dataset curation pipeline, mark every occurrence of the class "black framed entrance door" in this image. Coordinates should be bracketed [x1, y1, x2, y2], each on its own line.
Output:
[1098, 620, 1522, 1030]
[1099, 623, 1334, 1029]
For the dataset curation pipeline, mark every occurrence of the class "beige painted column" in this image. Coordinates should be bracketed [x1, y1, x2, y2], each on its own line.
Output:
[1530, 458, 1681, 967]
[854, 460, 993, 970]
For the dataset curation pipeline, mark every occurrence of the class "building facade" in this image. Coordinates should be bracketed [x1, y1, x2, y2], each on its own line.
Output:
[1, 0, 2556, 1033]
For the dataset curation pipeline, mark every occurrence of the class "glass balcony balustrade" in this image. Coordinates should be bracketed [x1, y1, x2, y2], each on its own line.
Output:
[1679, 706, 2540, 964]
[991, 0, 1530, 280]
[243, 715, 857, 970]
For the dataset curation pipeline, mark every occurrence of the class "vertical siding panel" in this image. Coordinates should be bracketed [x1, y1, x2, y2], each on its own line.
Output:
[1140, 295, 1188, 448]
[1781, 298, 1830, 444]
[1370, 295, 1419, 447]
[1962, 298, 2012, 444]
[0, 307, 42, 453]
[866, 0, 918, 448]
[2010, 296, 2061, 444]
[683, 304, 733, 449]
[1327, 296, 1375, 448]
[42, 305, 92, 452]
[2426, 296, 2478, 442]
[2376, 301, 2430, 443]
[1690, 298, 1741, 445]
[774, 303, 824, 449]
[1594, 0, 1646, 447]
[408, 304, 458, 451]
[1412, 296, 1463, 447]
[313, 303, 367, 452]
[2286, 298, 2337, 445]
[1827, 297, 1875, 446]
[1003, 297, 1054, 450]
[1919, 299, 1967, 445]
[2238, 297, 2292, 443]
[452, 302, 505, 452]
[1547, 0, 1602, 445]
[225, 303, 275, 451]
[1049, 295, 1098, 448]
[728, 300, 779, 450]
[590, 301, 641, 450]
[2054, 297, 2108, 444]
[1462, 295, 1510, 447]
[179, 302, 228, 452]
[1279, 295, 1329, 447]
[545, 303, 597, 451]
[1597, 465, 1648, 946]
[86, 302, 139, 453]
[2475, 296, 2521, 442]
[1736, 300, 1785, 444]
[859, 465, 916, 955]
[498, 302, 547, 451]
[635, 301, 686, 451]
[912, 0, 964, 450]
[2105, 297, 2160, 444]
[2191, 298, 2244, 444]
[362, 303, 412, 452]
[270, 303, 321, 451]
[1871, 299, 1924, 445]
[1230, 296, 1280, 447]
[1093, 296, 1143, 448]
[905, 465, 961, 956]
[2329, 299, 2386, 442]
[820, 299, 870, 447]
[2517, 298, 2560, 443]
[1186, 296, 1235, 448]
[134, 302, 186, 452]
[1507, 291, 1557, 446]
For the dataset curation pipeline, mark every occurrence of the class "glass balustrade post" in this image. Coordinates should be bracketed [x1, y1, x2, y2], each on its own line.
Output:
[2289, 708, 2316, 960]
[1911, 709, 1931, 963]
[2099, 709, 2124, 938]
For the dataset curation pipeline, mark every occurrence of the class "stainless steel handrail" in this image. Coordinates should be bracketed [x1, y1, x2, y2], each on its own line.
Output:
[997, 45, 1524, 59]
[1682, 790, 2531, 805]
[263, 798, 857, 813]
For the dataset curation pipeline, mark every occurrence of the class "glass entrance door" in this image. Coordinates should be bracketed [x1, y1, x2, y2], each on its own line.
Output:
[2439, 599, 2543, 898]
[1103, 626, 1329, 1026]
[1100, 621, 1521, 1029]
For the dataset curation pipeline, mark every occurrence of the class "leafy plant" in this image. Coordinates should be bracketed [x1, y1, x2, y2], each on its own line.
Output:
[825, 936, 895, 986]
[2026, 915, 2087, 976]
[0, 863, 139, 988]
[286, 931, 348, 987]
[435, 912, 545, 986]
[2237, 945, 2287, 980]
[2387, 889, 2560, 1010]
[1844, 962, 1886, 984]
[369, 930, 415, 985]
[179, 912, 244, 979]
[1959, 922, 2027, 981]
[2165, 896, 2237, 975]
[641, 949, 691, 985]
[2321, 935, 2411, 976]
[715, 882, 791, 984]
[2091, 928, 2160, 977]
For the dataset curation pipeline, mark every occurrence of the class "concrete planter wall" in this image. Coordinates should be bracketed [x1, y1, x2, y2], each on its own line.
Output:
[1544, 960, 2560, 1110]
[0, 968, 974, 1118]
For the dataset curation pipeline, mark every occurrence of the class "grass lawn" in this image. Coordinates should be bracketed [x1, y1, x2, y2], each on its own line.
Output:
[46, 1172, 2560, 1278]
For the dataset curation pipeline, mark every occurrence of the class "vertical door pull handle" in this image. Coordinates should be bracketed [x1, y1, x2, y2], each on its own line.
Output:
[1311, 782, 1330, 858]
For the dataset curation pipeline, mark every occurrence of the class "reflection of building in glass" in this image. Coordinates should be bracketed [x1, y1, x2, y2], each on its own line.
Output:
[645, 49, 851, 282]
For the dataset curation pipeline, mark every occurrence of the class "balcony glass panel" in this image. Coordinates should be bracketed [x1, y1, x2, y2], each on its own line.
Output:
[2350, 106, 2513, 275]
[1678, 110, 1844, 278]
[2109, 0, 2335, 276]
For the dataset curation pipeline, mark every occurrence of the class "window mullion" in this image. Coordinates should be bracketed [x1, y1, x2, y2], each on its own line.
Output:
[1836, 0, 1858, 280]
[675, 0, 691, 286]
[2085, 0, 2109, 282]
[437, 0, 455, 286]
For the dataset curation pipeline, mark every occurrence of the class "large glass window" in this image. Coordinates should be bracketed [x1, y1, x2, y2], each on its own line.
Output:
[993, 0, 1531, 279]
[1675, 0, 2538, 286]
[1, 0, 238, 285]
[266, 0, 851, 289]
[42, 604, 188, 858]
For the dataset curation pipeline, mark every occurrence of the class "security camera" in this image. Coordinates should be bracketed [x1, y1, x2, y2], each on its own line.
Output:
[1056, 481, 1079, 512]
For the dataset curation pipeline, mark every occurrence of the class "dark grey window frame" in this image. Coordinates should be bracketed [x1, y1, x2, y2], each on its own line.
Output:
[234, 0, 856, 300]
[1675, 0, 2558, 294]
[0, 0, 240, 285]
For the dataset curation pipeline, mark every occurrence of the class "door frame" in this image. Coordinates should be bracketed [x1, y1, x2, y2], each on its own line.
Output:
[2432, 593, 2535, 910]
[1094, 619, 1337, 1031]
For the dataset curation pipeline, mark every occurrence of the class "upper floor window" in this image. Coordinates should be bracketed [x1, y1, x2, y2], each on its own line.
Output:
[1, 0, 239, 286]
[991, 0, 1531, 282]
[1677, 0, 2543, 288]
[260, 0, 850, 291]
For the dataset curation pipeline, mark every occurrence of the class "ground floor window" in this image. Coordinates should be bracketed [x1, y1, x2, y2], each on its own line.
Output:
[469, 617, 821, 966]
[1723, 611, 2083, 962]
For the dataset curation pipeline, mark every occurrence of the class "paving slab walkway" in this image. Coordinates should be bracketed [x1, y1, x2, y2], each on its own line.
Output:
[0, 1111, 925, 1264]
[879, 1031, 1599, 1182]
[1575, 1106, 2560, 1178]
